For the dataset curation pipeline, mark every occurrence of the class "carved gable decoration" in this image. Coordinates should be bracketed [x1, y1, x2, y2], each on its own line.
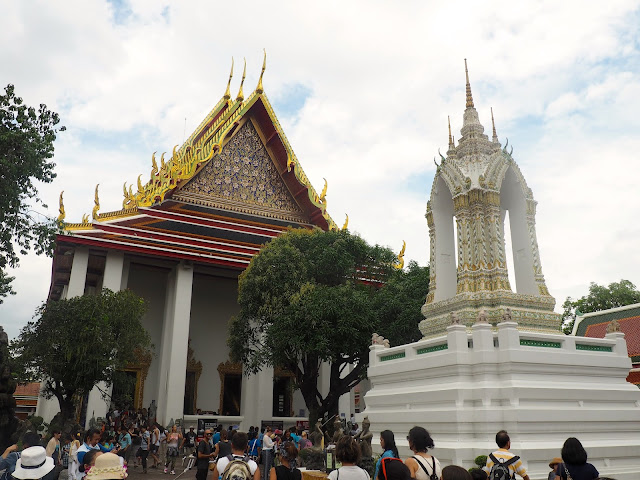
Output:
[176, 120, 307, 222]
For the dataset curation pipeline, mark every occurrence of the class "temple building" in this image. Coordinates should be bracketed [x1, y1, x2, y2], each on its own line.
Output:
[37, 55, 352, 428]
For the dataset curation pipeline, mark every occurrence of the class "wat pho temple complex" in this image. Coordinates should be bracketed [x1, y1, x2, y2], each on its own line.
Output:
[38, 54, 350, 428]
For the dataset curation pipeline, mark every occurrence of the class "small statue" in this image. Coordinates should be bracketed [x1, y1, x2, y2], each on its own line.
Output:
[332, 416, 344, 443]
[476, 309, 489, 324]
[607, 319, 621, 333]
[309, 420, 324, 448]
[502, 308, 512, 322]
[372, 333, 390, 348]
[450, 312, 460, 325]
[354, 416, 372, 457]
[148, 400, 157, 421]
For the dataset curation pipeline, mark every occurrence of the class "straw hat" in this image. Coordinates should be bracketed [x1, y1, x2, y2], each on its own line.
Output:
[549, 457, 563, 468]
[85, 453, 128, 480]
[13, 446, 55, 480]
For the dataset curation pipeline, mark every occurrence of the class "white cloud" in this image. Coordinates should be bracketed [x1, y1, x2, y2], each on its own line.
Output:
[1, 0, 640, 338]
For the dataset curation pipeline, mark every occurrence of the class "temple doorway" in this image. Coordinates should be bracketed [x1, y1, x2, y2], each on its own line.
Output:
[218, 361, 242, 416]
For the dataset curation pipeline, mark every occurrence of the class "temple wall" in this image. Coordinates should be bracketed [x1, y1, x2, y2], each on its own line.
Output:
[127, 263, 169, 408]
[189, 273, 240, 413]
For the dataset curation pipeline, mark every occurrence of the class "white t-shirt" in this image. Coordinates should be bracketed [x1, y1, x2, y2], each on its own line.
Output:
[263, 435, 274, 449]
[328, 466, 370, 480]
[215, 455, 258, 480]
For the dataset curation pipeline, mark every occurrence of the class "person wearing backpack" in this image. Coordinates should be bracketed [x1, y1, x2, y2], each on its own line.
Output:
[483, 430, 530, 480]
[212, 432, 259, 480]
[404, 427, 441, 480]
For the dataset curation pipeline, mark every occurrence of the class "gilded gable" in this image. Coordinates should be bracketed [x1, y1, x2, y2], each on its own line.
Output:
[174, 120, 307, 222]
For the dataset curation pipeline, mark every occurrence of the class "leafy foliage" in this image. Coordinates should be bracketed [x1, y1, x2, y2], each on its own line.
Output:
[562, 279, 640, 334]
[0, 326, 18, 452]
[0, 84, 64, 302]
[11, 289, 151, 425]
[228, 228, 428, 425]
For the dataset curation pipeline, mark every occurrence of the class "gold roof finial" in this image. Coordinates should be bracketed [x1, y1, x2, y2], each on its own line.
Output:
[236, 58, 246, 102]
[58, 191, 65, 223]
[256, 49, 266, 94]
[319, 178, 328, 203]
[82, 213, 89, 224]
[92, 184, 100, 220]
[224, 58, 234, 100]
[151, 152, 158, 178]
[448, 115, 454, 149]
[491, 107, 498, 142]
[394, 240, 406, 270]
[464, 58, 474, 109]
[342, 214, 349, 231]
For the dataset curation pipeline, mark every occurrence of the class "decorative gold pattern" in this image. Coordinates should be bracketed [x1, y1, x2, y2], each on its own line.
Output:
[125, 348, 152, 410]
[92, 184, 100, 220]
[178, 121, 304, 216]
[217, 361, 242, 414]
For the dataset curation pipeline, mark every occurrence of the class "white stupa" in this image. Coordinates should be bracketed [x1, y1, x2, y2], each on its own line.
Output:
[362, 61, 640, 480]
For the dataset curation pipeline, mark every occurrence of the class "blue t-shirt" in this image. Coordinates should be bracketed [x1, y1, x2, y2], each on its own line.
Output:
[374, 450, 396, 480]
[0, 452, 20, 480]
[248, 437, 261, 456]
[119, 433, 132, 449]
[212, 432, 221, 445]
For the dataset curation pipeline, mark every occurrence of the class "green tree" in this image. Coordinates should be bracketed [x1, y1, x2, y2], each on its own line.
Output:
[0, 326, 18, 452]
[11, 289, 151, 428]
[0, 84, 65, 302]
[228, 228, 426, 426]
[562, 279, 640, 334]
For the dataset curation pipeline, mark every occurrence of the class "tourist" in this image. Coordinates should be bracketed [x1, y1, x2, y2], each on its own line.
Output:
[377, 458, 411, 480]
[213, 432, 259, 480]
[80, 450, 103, 478]
[441, 466, 472, 480]
[248, 432, 261, 462]
[150, 424, 161, 468]
[298, 432, 311, 450]
[262, 427, 275, 478]
[85, 452, 128, 480]
[139, 424, 151, 473]
[483, 430, 529, 480]
[196, 430, 214, 480]
[557, 438, 599, 480]
[548, 457, 562, 480]
[374, 430, 399, 480]
[269, 441, 300, 480]
[164, 425, 182, 474]
[11, 446, 55, 480]
[159, 426, 168, 468]
[182, 426, 198, 458]
[469, 468, 487, 480]
[404, 427, 441, 480]
[69, 433, 82, 480]
[77, 429, 106, 466]
[328, 436, 369, 480]
[213, 429, 231, 460]
[45, 429, 62, 480]
[212, 426, 222, 446]
[0, 432, 43, 480]
[117, 425, 132, 463]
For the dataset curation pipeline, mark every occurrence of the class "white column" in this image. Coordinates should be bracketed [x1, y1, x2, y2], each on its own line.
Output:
[66, 247, 89, 298]
[156, 263, 194, 425]
[102, 251, 125, 291]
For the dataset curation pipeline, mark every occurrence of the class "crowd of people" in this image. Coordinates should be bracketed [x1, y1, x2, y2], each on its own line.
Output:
[0, 424, 618, 480]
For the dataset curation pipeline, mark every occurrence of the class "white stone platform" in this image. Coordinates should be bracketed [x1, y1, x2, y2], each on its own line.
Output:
[362, 321, 640, 480]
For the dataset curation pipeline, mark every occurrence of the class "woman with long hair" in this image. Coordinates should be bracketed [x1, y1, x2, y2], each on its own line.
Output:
[403, 427, 441, 480]
[374, 430, 399, 480]
[164, 425, 182, 475]
[557, 438, 598, 480]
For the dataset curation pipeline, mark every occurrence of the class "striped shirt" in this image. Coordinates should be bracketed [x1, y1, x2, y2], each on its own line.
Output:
[483, 449, 528, 478]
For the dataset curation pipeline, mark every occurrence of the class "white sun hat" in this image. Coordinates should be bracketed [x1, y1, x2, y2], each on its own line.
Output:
[85, 452, 128, 480]
[13, 446, 55, 480]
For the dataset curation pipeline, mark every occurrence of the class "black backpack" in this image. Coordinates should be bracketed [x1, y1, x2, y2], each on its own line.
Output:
[488, 453, 519, 480]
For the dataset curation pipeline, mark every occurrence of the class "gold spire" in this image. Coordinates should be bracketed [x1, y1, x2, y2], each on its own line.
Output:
[394, 240, 406, 270]
[223, 58, 234, 100]
[491, 107, 498, 142]
[58, 191, 65, 223]
[160, 152, 166, 170]
[137, 174, 143, 193]
[82, 213, 89, 224]
[464, 58, 474, 109]
[92, 184, 100, 220]
[151, 152, 158, 178]
[236, 58, 246, 102]
[256, 49, 266, 94]
[342, 214, 349, 231]
[448, 116, 454, 149]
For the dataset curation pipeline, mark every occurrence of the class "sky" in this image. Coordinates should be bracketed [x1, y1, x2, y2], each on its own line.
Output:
[1, 0, 640, 340]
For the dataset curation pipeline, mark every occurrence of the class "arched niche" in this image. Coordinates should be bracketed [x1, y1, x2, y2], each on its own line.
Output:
[499, 166, 537, 295]
[431, 174, 457, 302]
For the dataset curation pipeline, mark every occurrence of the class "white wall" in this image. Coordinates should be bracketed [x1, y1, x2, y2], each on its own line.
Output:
[127, 263, 169, 408]
[188, 273, 240, 413]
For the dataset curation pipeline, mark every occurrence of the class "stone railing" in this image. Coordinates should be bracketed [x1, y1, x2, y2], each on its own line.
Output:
[369, 321, 628, 367]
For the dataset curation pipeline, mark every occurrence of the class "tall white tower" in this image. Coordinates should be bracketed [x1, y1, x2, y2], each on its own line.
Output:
[420, 60, 561, 337]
